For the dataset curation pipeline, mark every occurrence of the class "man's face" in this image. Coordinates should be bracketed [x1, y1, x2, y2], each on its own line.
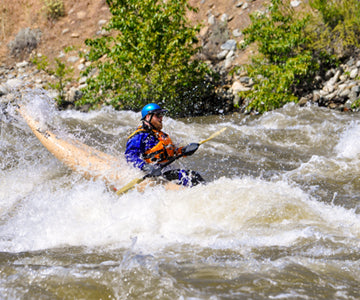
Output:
[145, 113, 163, 130]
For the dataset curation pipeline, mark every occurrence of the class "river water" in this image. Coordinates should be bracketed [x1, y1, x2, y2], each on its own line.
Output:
[1, 91, 360, 299]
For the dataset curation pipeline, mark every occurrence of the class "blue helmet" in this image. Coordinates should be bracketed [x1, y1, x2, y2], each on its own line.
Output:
[141, 103, 168, 119]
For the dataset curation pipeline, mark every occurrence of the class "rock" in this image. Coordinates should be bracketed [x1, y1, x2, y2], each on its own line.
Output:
[217, 50, 229, 60]
[319, 90, 328, 97]
[323, 84, 335, 93]
[346, 57, 355, 66]
[77, 64, 86, 71]
[58, 51, 65, 58]
[348, 90, 358, 102]
[324, 91, 337, 100]
[312, 90, 321, 102]
[16, 61, 29, 68]
[328, 102, 338, 109]
[220, 14, 228, 22]
[290, 1, 302, 7]
[328, 70, 342, 86]
[324, 69, 336, 80]
[0, 84, 9, 96]
[338, 83, 348, 91]
[350, 68, 358, 79]
[232, 29, 242, 37]
[221, 40, 237, 51]
[339, 88, 350, 98]
[232, 80, 250, 92]
[98, 20, 107, 27]
[298, 97, 308, 106]
[224, 57, 234, 69]
[68, 87, 83, 103]
[67, 56, 79, 63]
[5, 78, 23, 90]
[339, 74, 348, 81]
[208, 14, 216, 25]
[352, 85, 360, 93]
[79, 77, 87, 84]
[226, 50, 234, 59]
[345, 99, 354, 109]
[199, 26, 209, 37]
[97, 29, 109, 36]
[239, 76, 250, 85]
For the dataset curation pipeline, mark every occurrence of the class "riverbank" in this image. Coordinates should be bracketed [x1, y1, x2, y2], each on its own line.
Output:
[1, 50, 360, 114]
[1, 0, 360, 114]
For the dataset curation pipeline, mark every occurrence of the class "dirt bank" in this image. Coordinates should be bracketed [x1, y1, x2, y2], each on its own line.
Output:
[0, 0, 267, 70]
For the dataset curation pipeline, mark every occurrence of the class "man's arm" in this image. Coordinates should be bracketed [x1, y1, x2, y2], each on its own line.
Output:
[125, 134, 146, 170]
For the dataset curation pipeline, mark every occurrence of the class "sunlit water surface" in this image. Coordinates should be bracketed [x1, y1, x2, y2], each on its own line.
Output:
[1, 91, 360, 299]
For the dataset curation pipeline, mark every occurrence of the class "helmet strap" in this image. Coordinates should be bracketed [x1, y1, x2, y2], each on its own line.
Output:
[143, 113, 156, 130]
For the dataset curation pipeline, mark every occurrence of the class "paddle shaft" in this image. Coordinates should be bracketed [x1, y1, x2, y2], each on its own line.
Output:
[116, 154, 183, 195]
[199, 127, 227, 145]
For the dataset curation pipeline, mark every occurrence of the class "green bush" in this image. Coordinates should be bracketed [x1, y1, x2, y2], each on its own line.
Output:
[308, 0, 360, 57]
[239, 0, 360, 114]
[77, 0, 218, 117]
[352, 98, 360, 110]
[43, 0, 65, 21]
[240, 0, 319, 113]
[32, 55, 73, 107]
[240, 54, 314, 113]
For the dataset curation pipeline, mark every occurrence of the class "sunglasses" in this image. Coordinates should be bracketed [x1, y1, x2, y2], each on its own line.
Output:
[153, 113, 164, 118]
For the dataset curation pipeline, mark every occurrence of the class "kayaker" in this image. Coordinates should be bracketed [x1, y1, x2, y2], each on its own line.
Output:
[125, 103, 205, 187]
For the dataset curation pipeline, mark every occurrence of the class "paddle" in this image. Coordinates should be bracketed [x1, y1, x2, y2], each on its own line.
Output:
[116, 127, 227, 195]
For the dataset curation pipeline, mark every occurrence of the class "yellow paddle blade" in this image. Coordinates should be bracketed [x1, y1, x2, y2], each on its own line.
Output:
[199, 127, 227, 145]
[116, 177, 145, 195]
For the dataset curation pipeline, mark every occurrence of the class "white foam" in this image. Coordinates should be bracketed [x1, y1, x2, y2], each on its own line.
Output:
[3, 91, 360, 256]
[335, 122, 360, 159]
[1, 175, 359, 253]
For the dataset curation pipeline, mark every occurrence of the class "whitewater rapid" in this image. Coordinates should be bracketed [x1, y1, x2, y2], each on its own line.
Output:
[1, 91, 360, 299]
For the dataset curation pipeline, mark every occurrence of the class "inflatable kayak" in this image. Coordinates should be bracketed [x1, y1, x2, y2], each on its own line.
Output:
[16, 105, 140, 192]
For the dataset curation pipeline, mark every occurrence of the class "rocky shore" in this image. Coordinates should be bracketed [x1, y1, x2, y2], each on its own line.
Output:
[1, 0, 360, 114]
[301, 55, 360, 111]
[1, 50, 360, 114]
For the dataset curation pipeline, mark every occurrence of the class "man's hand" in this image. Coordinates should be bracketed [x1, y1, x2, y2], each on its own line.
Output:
[182, 143, 199, 156]
[142, 164, 162, 177]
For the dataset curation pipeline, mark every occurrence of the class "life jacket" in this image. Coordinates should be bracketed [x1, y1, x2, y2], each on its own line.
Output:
[128, 126, 177, 164]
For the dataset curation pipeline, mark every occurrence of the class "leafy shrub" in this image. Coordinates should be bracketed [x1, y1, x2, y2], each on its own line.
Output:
[32, 55, 73, 107]
[351, 98, 360, 110]
[308, 0, 360, 57]
[43, 0, 65, 21]
[239, 0, 319, 113]
[8, 28, 42, 57]
[240, 54, 315, 113]
[77, 0, 219, 117]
